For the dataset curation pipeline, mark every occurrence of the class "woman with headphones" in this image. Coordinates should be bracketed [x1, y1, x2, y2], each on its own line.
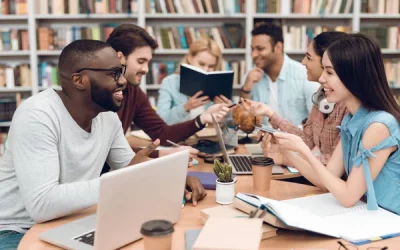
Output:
[243, 31, 348, 166]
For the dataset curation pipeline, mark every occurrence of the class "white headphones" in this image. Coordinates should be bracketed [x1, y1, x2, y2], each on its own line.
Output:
[312, 88, 335, 114]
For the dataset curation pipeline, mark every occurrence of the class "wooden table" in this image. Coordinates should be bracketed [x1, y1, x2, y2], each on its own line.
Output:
[18, 155, 399, 250]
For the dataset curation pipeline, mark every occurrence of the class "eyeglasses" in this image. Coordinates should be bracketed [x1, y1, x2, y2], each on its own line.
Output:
[74, 65, 126, 82]
[337, 241, 388, 250]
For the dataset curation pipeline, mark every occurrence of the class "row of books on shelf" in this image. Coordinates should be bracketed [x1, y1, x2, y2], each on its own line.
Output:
[283, 25, 351, 51]
[361, 0, 400, 14]
[145, 0, 245, 14]
[35, 0, 138, 15]
[0, 0, 27, 15]
[147, 60, 246, 86]
[146, 24, 245, 50]
[0, 29, 29, 51]
[0, 133, 7, 157]
[291, 0, 353, 14]
[0, 64, 30, 89]
[386, 59, 400, 88]
[361, 26, 400, 50]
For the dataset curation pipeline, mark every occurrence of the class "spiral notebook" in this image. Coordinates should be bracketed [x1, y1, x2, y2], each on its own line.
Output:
[235, 193, 400, 245]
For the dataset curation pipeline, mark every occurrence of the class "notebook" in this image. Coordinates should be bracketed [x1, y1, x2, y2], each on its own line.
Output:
[179, 63, 234, 99]
[235, 193, 400, 245]
[185, 229, 202, 250]
[186, 172, 236, 190]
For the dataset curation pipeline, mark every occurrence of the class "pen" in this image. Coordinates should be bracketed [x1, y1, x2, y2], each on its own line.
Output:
[228, 101, 242, 109]
[166, 140, 180, 147]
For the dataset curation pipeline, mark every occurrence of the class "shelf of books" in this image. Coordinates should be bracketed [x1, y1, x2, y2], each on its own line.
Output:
[0, 0, 398, 127]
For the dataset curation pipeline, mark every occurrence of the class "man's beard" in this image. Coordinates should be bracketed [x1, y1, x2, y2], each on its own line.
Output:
[90, 81, 121, 112]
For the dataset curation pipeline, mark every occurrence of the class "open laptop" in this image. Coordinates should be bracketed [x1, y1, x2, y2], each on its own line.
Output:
[211, 115, 284, 175]
[40, 150, 189, 250]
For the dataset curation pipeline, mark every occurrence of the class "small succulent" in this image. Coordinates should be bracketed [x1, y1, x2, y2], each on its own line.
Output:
[213, 159, 233, 183]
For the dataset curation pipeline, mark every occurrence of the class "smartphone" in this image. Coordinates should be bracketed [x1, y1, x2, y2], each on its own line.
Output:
[254, 125, 282, 134]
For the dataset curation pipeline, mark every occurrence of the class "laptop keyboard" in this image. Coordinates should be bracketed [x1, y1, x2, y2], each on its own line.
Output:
[230, 156, 252, 172]
[74, 231, 95, 246]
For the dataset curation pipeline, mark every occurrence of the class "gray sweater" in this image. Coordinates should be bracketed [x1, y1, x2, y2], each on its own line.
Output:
[0, 89, 134, 233]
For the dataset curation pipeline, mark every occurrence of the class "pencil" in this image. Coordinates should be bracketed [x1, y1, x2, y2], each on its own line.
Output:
[166, 140, 180, 147]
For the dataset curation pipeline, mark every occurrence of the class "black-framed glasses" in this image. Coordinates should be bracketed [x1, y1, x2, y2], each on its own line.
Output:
[337, 241, 388, 250]
[74, 64, 126, 81]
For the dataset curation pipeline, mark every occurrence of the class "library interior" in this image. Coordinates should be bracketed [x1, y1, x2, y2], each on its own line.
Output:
[1, 0, 400, 250]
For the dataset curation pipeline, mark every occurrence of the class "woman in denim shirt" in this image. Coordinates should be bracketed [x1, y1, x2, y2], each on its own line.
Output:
[262, 34, 400, 214]
[157, 38, 232, 125]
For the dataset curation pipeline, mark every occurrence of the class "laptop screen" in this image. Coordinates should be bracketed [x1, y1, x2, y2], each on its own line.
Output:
[211, 115, 230, 163]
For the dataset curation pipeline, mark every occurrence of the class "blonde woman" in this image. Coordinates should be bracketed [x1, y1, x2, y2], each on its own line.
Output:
[157, 38, 232, 125]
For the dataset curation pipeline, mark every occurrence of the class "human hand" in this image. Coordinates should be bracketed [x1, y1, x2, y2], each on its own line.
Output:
[184, 176, 207, 206]
[241, 98, 274, 118]
[131, 139, 160, 164]
[272, 132, 309, 156]
[200, 104, 230, 124]
[243, 68, 263, 92]
[184, 91, 210, 112]
[213, 95, 232, 105]
[159, 146, 199, 167]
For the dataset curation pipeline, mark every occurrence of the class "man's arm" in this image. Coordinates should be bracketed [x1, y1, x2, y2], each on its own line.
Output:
[10, 110, 99, 223]
[133, 87, 200, 146]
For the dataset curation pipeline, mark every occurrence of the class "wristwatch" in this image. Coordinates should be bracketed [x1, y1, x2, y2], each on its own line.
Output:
[240, 87, 251, 94]
[195, 115, 208, 129]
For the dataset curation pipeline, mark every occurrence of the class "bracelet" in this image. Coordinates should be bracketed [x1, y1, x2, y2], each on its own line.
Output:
[195, 115, 206, 129]
[240, 88, 251, 94]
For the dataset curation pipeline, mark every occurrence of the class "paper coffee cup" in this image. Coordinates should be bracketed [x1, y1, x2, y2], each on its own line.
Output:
[140, 220, 174, 250]
[252, 165, 273, 191]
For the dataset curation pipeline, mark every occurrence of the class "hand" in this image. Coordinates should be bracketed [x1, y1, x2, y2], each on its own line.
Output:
[243, 68, 263, 92]
[241, 98, 274, 118]
[159, 146, 199, 167]
[213, 95, 232, 105]
[200, 104, 230, 124]
[131, 139, 160, 165]
[185, 176, 207, 206]
[184, 91, 210, 112]
[273, 132, 310, 156]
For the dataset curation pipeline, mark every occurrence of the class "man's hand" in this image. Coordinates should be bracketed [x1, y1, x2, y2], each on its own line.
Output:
[241, 98, 274, 118]
[185, 176, 207, 206]
[200, 104, 230, 124]
[184, 91, 210, 112]
[129, 139, 160, 165]
[242, 68, 263, 92]
[159, 146, 199, 167]
[213, 95, 232, 105]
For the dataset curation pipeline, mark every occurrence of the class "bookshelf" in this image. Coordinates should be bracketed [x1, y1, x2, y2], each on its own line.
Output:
[0, 0, 398, 127]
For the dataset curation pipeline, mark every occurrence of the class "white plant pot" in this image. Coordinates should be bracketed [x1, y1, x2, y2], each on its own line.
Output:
[215, 178, 237, 205]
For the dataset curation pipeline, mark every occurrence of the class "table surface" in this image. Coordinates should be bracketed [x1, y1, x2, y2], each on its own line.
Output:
[18, 140, 399, 250]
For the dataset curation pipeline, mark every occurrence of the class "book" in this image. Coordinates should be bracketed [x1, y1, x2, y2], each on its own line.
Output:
[200, 205, 278, 240]
[235, 192, 400, 245]
[192, 217, 263, 250]
[185, 229, 202, 250]
[187, 172, 236, 190]
[179, 63, 234, 99]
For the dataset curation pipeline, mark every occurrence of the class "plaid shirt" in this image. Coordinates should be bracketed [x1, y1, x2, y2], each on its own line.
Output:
[270, 102, 348, 165]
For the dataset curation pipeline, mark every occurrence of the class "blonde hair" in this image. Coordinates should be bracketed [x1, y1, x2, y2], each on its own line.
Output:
[176, 38, 223, 73]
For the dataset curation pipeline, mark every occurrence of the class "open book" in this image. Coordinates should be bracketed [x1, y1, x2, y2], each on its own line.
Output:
[235, 193, 400, 245]
[179, 63, 234, 99]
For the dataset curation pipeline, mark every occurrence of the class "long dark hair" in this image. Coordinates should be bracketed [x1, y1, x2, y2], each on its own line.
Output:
[327, 33, 400, 123]
[313, 31, 347, 58]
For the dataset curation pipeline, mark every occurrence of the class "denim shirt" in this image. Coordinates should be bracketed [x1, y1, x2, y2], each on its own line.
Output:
[243, 54, 319, 125]
[156, 74, 213, 125]
[339, 106, 400, 214]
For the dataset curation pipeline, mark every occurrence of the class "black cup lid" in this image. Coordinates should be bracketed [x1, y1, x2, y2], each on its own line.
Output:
[251, 157, 274, 167]
[140, 220, 174, 237]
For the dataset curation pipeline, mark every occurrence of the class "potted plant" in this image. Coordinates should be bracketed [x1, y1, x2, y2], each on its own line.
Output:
[213, 159, 236, 205]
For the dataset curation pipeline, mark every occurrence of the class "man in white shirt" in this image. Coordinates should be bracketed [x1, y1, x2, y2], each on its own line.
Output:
[0, 40, 156, 249]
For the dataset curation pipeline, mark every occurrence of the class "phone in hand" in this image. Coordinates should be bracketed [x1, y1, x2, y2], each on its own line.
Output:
[254, 125, 283, 134]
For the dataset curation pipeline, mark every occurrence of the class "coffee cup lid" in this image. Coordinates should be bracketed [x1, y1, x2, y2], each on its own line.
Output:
[251, 157, 274, 166]
[140, 220, 174, 237]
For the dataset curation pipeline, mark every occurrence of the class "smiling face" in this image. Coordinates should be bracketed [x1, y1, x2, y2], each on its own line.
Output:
[302, 41, 324, 82]
[188, 50, 218, 72]
[81, 47, 127, 112]
[120, 46, 153, 86]
[250, 34, 280, 70]
[319, 52, 353, 104]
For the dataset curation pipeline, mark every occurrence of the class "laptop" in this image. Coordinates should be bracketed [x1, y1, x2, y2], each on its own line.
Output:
[40, 150, 189, 250]
[211, 115, 284, 175]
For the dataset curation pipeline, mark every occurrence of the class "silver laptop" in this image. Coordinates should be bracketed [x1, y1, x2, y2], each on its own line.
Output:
[40, 150, 189, 250]
[212, 115, 284, 175]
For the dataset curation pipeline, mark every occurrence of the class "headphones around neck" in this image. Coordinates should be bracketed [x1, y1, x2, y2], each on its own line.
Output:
[312, 88, 335, 114]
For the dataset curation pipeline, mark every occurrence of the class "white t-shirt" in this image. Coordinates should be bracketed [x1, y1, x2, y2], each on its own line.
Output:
[268, 76, 279, 116]
[0, 89, 134, 232]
